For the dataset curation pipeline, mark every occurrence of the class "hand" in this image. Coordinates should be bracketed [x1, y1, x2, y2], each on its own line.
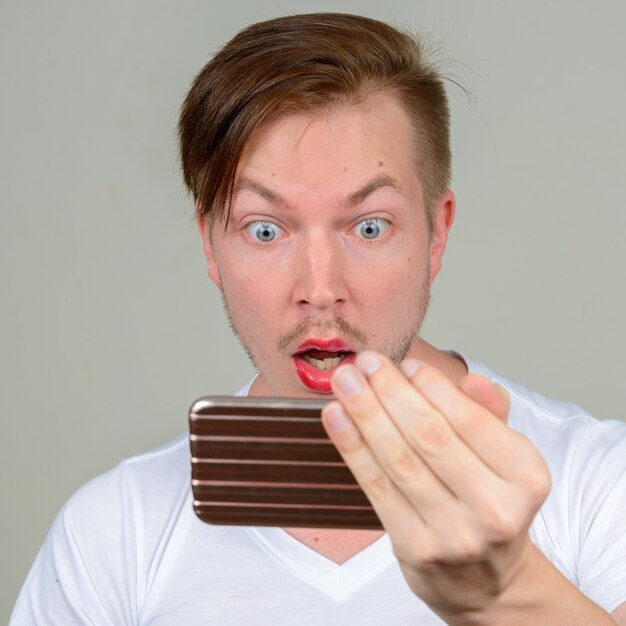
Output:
[321, 352, 551, 624]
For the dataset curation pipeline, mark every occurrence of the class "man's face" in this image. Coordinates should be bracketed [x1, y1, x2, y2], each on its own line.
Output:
[199, 94, 454, 397]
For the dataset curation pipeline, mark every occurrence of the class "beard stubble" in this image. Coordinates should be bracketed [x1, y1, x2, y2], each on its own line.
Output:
[217, 265, 432, 386]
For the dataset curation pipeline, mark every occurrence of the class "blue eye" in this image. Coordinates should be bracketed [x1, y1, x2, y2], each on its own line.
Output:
[355, 218, 390, 240]
[245, 221, 283, 242]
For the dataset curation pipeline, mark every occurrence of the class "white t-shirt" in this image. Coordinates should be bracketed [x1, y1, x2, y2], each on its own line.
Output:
[11, 355, 626, 624]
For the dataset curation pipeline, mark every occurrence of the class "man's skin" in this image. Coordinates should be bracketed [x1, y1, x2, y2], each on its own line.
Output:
[198, 93, 625, 624]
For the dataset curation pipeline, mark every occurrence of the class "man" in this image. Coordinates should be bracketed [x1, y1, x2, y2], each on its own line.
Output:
[11, 12, 626, 625]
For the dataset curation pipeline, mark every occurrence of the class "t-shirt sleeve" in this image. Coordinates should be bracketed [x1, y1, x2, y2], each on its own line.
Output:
[572, 419, 626, 613]
[10, 465, 138, 625]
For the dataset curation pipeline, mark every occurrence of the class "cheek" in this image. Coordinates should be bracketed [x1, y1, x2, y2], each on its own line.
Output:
[222, 240, 294, 298]
[351, 244, 427, 292]
[221, 262, 283, 323]
[358, 253, 428, 330]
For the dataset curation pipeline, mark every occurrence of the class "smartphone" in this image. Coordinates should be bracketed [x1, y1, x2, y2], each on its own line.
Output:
[189, 395, 382, 529]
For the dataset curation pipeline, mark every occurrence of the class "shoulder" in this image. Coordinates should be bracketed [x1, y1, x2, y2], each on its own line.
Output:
[464, 355, 624, 445]
[11, 436, 192, 625]
[61, 433, 191, 531]
[461, 355, 626, 495]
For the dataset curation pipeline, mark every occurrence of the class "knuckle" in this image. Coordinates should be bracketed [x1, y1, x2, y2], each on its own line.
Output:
[398, 541, 438, 568]
[361, 471, 391, 501]
[510, 444, 552, 501]
[456, 404, 486, 436]
[414, 418, 452, 453]
[525, 464, 552, 501]
[452, 528, 483, 560]
[386, 448, 422, 483]
[485, 508, 518, 542]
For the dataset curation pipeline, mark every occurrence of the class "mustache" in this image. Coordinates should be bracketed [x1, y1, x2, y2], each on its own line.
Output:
[278, 315, 367, 352]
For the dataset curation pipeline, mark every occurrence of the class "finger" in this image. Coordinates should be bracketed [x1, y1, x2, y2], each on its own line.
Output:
[352, 352, 505, 510]
[322, 402, 486, 567]
[320, 400, 428, 536]
[459, 374, 510, 423]
[328, 362, 460, 521]
[402, 359, 545, 484]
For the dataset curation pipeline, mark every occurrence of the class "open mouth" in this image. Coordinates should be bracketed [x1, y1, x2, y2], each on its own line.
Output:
[299, 349, 351, 371]
[292, 340, 357, 393]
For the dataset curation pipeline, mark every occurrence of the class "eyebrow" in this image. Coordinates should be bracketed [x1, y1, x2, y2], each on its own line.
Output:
[233, 178, 290, 209]
[232, 174, 407, 210]
[346, 175, 407, 207]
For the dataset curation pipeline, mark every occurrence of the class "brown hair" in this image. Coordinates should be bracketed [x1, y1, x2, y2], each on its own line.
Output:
[178, 12, 451, 234]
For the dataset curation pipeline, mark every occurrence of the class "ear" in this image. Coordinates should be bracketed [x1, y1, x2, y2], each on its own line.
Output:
[428, 189, 455, 284]
[196, 209, 222, 290]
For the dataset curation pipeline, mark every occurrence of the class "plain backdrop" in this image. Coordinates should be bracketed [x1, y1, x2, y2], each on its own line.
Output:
[1, 0, 625, 620]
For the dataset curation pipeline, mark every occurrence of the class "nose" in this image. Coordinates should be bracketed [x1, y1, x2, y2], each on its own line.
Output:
[291, 230, 348, 311]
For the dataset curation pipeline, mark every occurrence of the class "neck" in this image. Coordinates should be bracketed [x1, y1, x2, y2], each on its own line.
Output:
[404, 338, 468, 386]
[282, 527, 386, 564]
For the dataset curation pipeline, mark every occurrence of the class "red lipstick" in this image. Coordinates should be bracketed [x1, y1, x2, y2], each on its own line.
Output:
[291, 338, 357, 393]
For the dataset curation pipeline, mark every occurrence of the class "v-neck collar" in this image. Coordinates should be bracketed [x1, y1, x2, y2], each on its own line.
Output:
[246, 526, 395, 601]
[235, 351, 480, 602]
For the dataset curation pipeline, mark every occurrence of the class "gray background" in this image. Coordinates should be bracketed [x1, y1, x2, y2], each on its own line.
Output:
[2, 0, 625, 620]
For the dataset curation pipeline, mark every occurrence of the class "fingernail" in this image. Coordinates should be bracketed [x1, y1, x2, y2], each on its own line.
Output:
[324, 405, 352, 433]
[334, 366, 362, 396]
[356, 352, 381, 376]
[400, 358, 421, 378]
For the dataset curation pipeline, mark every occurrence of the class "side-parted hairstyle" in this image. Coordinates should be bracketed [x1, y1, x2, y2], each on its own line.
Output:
[178, 12, 451, 234]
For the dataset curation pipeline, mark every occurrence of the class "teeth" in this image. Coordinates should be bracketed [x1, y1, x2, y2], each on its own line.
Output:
[301, 354, 344, 371]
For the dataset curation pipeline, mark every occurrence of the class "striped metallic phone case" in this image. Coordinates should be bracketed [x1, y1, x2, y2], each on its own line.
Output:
[189, 396, 382, 529]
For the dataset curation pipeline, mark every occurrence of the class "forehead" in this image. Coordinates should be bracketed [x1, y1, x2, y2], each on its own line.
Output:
[234, 94, 420, 195]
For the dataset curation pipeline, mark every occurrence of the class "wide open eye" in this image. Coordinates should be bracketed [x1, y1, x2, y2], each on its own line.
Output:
[354, 218, 390, 240]
[245, 221, 284, 242]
